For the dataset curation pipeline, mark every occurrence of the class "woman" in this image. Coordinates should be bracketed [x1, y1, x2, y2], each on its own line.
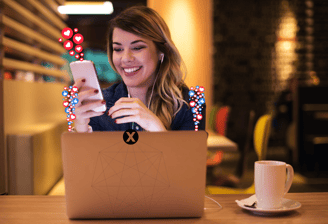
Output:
[73, 6, 206, 132]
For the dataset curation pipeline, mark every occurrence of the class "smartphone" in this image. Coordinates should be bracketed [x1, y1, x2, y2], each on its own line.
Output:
[70, 60, 106, 112]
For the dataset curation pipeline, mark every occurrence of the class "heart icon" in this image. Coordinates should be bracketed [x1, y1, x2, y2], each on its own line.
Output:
[199, 86, 205, 92]
[73, 34, 84, 44]
[63, 40, 73, 50]
[197, 114, 203, 120]
[75, 45, 83, 53]
[69, 50, 75, 56]
[72, 86, 78, 92]
[70, 114, 76, 120]
[75, 54, 80, 59]
[80, 58, 84, 61]
[63, 101, 69, 107]
[61, 27, 73, 39]
[190, 101, 196, 107]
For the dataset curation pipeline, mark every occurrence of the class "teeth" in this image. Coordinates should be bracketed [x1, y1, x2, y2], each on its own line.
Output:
[124, 67, 140, 73]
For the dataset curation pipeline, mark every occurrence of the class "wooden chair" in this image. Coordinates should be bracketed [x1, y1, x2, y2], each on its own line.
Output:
[206, 114, 272, 194]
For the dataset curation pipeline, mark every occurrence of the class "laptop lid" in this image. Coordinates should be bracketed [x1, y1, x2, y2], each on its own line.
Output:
[61, 130, 207, 219]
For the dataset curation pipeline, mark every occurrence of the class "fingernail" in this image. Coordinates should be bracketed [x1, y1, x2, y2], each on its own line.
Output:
[94, 89, 99, 93]
[102, 100, 106, 104]
[114, 120, 117, 123]
[82, 79, 86, 82]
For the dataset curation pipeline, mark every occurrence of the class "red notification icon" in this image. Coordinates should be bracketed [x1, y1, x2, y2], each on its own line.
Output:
[72, 86, 78, 92]
[69, 50, 75, 56]
[62, 27, 73, 39]
[75, 54, 80, 59]
[63, 40, 73, 50]
[73, 34, 84, 44]
[75, 45, 83, 53]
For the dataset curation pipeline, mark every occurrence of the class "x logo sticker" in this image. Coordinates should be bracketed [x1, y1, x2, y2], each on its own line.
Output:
[123, 129, 139, 145]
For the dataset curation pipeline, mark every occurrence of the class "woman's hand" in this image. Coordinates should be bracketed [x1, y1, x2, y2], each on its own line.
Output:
[73, 78, 107, 132]
[107, 97, 167, 132]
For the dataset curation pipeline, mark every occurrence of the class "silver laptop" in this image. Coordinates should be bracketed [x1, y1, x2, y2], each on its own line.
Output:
[61, 130, 207, 219]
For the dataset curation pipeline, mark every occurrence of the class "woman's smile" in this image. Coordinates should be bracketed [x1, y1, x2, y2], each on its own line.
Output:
[122, 66, 143, 76]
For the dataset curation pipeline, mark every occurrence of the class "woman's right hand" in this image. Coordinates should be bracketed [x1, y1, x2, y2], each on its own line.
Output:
[73, 78, 107, 132]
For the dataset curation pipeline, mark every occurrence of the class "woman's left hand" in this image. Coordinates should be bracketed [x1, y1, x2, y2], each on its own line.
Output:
[107, 97, 167, 132]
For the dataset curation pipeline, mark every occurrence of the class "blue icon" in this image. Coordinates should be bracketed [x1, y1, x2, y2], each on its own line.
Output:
[73, 98, 79, 104]
[62, 90, 68, 97]
[199, 98, 205, 105]
[189, 90, 195, 97]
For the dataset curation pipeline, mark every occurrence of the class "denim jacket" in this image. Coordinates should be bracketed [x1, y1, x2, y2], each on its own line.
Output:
[89, 81, 206, 131]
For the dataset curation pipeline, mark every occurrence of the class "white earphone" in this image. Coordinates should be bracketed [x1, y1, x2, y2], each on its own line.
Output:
[160, 54, 164, 63]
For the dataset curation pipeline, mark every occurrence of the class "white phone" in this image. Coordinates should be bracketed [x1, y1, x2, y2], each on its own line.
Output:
[70, 60, 106, 112]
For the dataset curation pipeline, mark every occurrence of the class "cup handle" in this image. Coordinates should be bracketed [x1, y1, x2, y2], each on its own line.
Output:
[284, 164, 294, 195]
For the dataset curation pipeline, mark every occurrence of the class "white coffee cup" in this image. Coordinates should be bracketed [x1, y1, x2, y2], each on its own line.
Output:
[255, 160, 294, 209]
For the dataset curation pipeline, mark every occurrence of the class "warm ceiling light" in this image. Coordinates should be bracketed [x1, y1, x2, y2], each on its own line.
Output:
[58, 1, 114, 15]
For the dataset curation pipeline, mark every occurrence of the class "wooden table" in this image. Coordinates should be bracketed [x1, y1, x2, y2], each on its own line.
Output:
[1, 192, 327, 223]
[207, 130, 238, 152]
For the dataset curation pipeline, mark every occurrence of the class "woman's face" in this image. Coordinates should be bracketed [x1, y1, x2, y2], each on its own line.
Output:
[112, 28, 160, 89]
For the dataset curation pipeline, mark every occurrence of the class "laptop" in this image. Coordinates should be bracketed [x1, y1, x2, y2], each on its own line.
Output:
[61, 130, 208, 219]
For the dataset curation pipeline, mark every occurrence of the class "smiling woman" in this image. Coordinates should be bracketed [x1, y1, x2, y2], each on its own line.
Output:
[72, 5, 206, 132]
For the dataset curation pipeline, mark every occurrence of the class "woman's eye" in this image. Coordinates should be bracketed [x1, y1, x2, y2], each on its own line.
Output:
[133, 46, 145, 51]
[113, 48, 122, 52]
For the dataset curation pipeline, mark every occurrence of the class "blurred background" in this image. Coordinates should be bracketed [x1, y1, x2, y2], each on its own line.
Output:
[1, 0, 328, 195]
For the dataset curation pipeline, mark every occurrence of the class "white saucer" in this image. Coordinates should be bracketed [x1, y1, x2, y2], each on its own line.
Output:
[237, 198, 301, 215]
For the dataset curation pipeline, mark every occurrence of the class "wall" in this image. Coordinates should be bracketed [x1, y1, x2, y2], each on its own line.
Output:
[4, 80, 66, 134]
[148, 0, 213, 130]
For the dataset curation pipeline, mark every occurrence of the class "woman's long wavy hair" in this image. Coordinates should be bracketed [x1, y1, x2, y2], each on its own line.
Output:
[107, 5, 189, 130]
